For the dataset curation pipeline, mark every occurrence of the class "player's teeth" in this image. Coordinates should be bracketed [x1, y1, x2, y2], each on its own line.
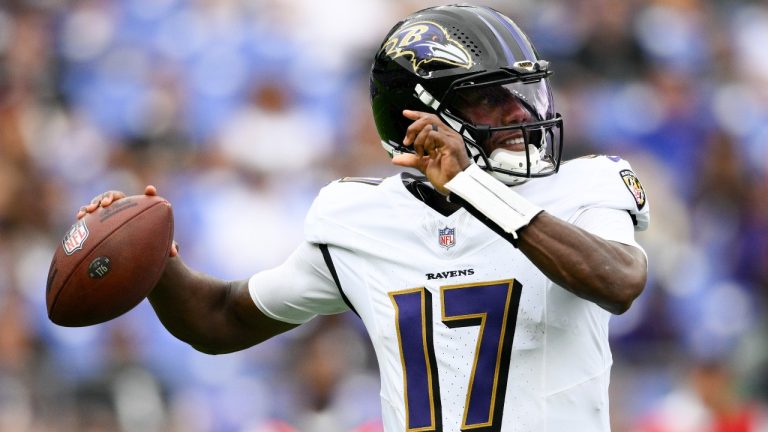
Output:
[504, 138, 525, 145]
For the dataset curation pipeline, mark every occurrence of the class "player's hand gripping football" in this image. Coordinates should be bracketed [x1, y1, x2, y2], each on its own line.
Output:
[392, 110, 471, 195]
[76, 185, 179, 257]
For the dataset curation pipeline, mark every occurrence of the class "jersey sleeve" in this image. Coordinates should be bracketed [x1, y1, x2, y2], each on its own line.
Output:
[574, 207, 645, 250]
[304, 181, 335, 245]
[304, 177, 384, 246]
[248, 241, 350, 324]
[570, 156, 650, 232]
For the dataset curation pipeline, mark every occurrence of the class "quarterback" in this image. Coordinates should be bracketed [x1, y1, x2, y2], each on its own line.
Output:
[78, 4, 649, 431]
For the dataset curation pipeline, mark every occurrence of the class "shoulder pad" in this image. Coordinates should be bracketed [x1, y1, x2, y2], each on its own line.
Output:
[304, 176, 389, 244]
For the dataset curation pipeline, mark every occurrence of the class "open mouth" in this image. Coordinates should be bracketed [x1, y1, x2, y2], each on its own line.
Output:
[487, 133, 526, 152]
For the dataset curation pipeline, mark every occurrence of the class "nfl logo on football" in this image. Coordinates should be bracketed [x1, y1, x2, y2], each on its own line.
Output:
[438, 227, 456, 249]
[63, 220, 89, 256]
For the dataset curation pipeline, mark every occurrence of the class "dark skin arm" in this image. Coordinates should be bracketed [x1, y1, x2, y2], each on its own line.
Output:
[516, 213, 647, 314]
[394, 110, 647, 314]
[77, 186, 297, 355]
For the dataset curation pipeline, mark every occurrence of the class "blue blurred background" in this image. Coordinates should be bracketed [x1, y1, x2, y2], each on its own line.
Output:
[1, 0, 767, 431]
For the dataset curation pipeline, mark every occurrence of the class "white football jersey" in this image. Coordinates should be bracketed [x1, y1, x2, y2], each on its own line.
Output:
[250, 156, 649, 432]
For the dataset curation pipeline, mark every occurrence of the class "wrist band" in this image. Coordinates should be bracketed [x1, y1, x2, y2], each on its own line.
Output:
[445, 164, 543, 239]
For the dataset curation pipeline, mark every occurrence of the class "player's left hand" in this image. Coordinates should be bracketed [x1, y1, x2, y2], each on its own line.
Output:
[76, 185, 179, 257]
[392, 110, 471, 195]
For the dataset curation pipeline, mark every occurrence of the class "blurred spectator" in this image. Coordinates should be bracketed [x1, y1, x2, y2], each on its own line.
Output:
[0, 0, 766, 430]
[280, 317, 381, 431]
[632, 360, 768, 432]
[215, 79, 334, 176]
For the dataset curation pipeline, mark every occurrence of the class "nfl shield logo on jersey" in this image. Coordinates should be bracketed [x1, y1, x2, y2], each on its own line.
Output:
[438, 226, 456, 249]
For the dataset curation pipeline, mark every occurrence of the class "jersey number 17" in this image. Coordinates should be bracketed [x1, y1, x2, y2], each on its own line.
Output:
[389, 279, 522, 432]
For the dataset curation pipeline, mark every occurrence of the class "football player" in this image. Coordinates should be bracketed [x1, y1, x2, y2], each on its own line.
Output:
[77, 4, 649, 431]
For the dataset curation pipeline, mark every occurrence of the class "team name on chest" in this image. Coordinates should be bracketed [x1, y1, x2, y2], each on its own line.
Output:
[425, 268, 475, 280]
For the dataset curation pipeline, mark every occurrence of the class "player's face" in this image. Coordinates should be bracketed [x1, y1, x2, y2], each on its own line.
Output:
[451, 85, 536, 154]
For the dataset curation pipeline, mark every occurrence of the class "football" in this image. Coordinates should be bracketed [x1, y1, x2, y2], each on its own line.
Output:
[46, 195, 174, 327]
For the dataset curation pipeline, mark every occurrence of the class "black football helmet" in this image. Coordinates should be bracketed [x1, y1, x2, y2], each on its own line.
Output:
[370, 4, 563, 185]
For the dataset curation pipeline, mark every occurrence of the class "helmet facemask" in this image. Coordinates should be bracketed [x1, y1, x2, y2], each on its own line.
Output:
[437, 69, 564, 185]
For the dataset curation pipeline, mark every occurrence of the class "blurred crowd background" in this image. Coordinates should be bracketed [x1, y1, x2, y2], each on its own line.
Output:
[1, 0, 767, 430]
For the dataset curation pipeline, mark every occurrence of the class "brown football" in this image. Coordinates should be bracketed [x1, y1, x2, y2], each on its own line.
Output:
[46, 195, 174, 327]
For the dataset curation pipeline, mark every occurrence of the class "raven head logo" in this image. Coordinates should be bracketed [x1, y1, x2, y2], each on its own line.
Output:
[381, 21, 473, 72]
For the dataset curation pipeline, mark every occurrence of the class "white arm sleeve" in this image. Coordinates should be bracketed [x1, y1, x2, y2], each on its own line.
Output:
[248, 241, 350, 324]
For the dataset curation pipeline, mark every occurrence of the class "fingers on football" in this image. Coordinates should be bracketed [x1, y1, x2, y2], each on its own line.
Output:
[76, 186, 159, 220]
[100, 191, 124, 207]
[77, 190, 127, 219]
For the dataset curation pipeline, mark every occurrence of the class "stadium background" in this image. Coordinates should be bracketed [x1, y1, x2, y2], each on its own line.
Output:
[0, 0, 767, 430]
